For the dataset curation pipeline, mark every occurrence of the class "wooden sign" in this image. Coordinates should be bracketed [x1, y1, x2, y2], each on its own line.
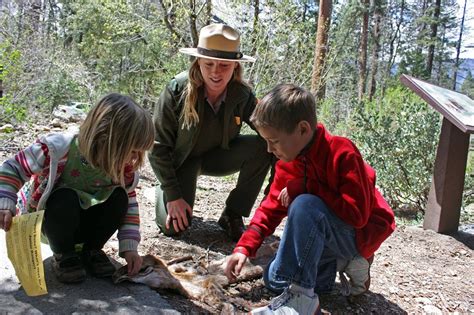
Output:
[401, 74, 474, 133]
[400, 74, 472, 233]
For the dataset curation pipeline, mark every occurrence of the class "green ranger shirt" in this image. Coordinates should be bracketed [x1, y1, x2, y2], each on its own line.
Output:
[149, 71, 258, 202]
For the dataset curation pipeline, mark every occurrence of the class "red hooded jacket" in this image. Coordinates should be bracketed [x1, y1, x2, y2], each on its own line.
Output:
[235, 124, 395, 259]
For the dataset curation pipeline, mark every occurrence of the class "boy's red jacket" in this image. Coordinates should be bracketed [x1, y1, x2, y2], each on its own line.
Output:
[235, 124, 395, 259]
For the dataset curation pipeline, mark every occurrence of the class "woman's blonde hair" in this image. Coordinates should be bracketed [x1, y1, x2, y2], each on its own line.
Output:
[78, 93, 155, 186]
[181, 58, 246, 129]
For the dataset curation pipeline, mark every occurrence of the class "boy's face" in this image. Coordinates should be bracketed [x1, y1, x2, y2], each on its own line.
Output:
[258, 122, 313, 162]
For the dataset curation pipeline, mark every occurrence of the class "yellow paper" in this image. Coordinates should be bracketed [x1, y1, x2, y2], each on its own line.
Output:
[6, 211, 48, 296]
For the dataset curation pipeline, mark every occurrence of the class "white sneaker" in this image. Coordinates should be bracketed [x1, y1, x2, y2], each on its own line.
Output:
[251, 285, 321, 315]
[338, 255, 373, 296]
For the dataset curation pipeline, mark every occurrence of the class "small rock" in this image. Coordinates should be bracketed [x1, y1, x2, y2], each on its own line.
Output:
[415, 297, 432, 305]
[220, 303, 235, 314]
[423, 304, 442, 314]
[52, 103, 87, 123]
[228, 287, 239, 295]
[0, 124, 14, 133]
[51, 118, 63, 128]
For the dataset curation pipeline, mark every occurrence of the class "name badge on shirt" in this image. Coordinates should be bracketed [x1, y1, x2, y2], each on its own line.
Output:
[235, 116, 241, 125]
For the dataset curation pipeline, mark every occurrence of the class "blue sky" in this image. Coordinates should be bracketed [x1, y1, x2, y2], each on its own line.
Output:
[457, 0, 474, 59]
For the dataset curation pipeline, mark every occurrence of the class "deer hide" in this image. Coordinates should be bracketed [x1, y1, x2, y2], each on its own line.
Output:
[112, 241, 279, 302]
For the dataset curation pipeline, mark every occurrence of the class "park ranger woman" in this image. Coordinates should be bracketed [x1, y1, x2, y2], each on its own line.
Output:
[149, 24, 272, 241]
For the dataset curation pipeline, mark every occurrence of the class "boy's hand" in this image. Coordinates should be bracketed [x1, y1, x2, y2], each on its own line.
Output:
[225, 250, 248, 282]
[0, 210, 12, 232]
[123, 251, 143, 276]
[278, 187, 291, 207]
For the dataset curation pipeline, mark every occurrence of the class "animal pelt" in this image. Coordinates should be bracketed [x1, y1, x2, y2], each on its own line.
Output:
[112, 241, 279, 306]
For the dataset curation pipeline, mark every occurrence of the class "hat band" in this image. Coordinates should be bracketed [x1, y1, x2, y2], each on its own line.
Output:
[197, 47, 243, 60]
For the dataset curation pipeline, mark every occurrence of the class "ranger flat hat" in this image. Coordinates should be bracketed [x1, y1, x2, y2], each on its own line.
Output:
[179, 24, 256, 62]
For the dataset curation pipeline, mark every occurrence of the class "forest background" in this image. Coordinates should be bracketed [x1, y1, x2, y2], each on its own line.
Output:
[0, 0, 473, 224]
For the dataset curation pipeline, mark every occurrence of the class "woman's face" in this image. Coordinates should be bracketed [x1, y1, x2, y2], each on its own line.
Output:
[198, 58, 237, 96]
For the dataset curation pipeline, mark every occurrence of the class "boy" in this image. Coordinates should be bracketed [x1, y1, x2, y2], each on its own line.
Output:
[225, 84, 395, 314]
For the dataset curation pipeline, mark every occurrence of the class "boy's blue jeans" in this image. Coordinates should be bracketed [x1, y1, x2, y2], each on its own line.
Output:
[263, 194, 359, 294]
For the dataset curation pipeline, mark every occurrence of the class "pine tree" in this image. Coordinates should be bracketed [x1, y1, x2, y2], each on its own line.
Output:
[461, 71, 474, 99]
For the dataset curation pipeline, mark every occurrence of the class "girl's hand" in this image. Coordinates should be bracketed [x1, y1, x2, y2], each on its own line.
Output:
[278, 187, 291, 207]
[166, 198, 193, 232]
[224, 250, 248, 282]
[0, 210, 12, 232]
[123, 251, 143, 276]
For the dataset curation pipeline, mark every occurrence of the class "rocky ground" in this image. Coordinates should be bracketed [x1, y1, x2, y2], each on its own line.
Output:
[1, 120, 473, 314]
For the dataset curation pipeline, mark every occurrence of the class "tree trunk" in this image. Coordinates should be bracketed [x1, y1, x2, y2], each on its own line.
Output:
[30, 0, 42, 32]
[425, 0, 441, 78]
[157, 0, 185, 45]
[387, 0, 404, 75]
[416, 0, 430, 78]
[435, 28, 446, 84]
[206, 0, 212, 25]
[453, 0, 467, 90]
[311, 0, 332, 104]
[189, 0, 199, 47]
[251, 0, 259, 55]
[368, 0, 383, 100]
[15, 0, 25, 45]
[358, 0, 369, 101]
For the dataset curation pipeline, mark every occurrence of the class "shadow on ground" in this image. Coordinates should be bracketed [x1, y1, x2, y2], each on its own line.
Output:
[0, 257, 180, 315]
[451, 224, 474, 249]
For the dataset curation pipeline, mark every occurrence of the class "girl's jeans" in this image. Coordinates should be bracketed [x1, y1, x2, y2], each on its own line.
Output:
[263, 194, 359, 294]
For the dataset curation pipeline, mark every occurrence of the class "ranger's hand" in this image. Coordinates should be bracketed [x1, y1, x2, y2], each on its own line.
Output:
[166, 198, 193, 232]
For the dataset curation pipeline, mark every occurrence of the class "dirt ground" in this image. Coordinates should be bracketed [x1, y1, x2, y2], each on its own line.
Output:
[1, 123, 473, 314]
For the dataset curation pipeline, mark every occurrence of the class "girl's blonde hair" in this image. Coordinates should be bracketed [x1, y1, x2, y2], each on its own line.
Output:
[181, 58, 246, 129]
[78, 93, 154, 186]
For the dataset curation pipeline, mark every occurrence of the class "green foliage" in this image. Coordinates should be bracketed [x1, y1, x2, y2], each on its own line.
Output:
[463, 150, 474, 208]
[349, 86, 442, 213]
[230, 0, 317, 95]
[0, 40, 27, 123]
[397, 49, 430, 79]
[59, 1, 181, 105]
[318, 97, 353, 135]
[461, 71, 474, 99]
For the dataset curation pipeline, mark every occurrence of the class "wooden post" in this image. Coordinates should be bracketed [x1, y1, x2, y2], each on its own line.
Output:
[424, 118, 470, 233]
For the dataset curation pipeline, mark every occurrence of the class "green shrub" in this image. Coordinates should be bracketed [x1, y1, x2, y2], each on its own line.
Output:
[463, 151, 474, 214]
[349, 86, 441, 213]
[0, 42, 28, 123]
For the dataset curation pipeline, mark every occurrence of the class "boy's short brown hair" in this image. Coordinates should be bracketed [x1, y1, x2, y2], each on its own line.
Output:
[250, 84, 317, 134]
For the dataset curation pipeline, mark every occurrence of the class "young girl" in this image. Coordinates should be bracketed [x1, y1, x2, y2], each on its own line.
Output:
[0, 93, 155, 284]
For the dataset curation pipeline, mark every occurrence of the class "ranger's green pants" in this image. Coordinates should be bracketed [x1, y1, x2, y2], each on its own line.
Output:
[155, 135, 272, 235]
